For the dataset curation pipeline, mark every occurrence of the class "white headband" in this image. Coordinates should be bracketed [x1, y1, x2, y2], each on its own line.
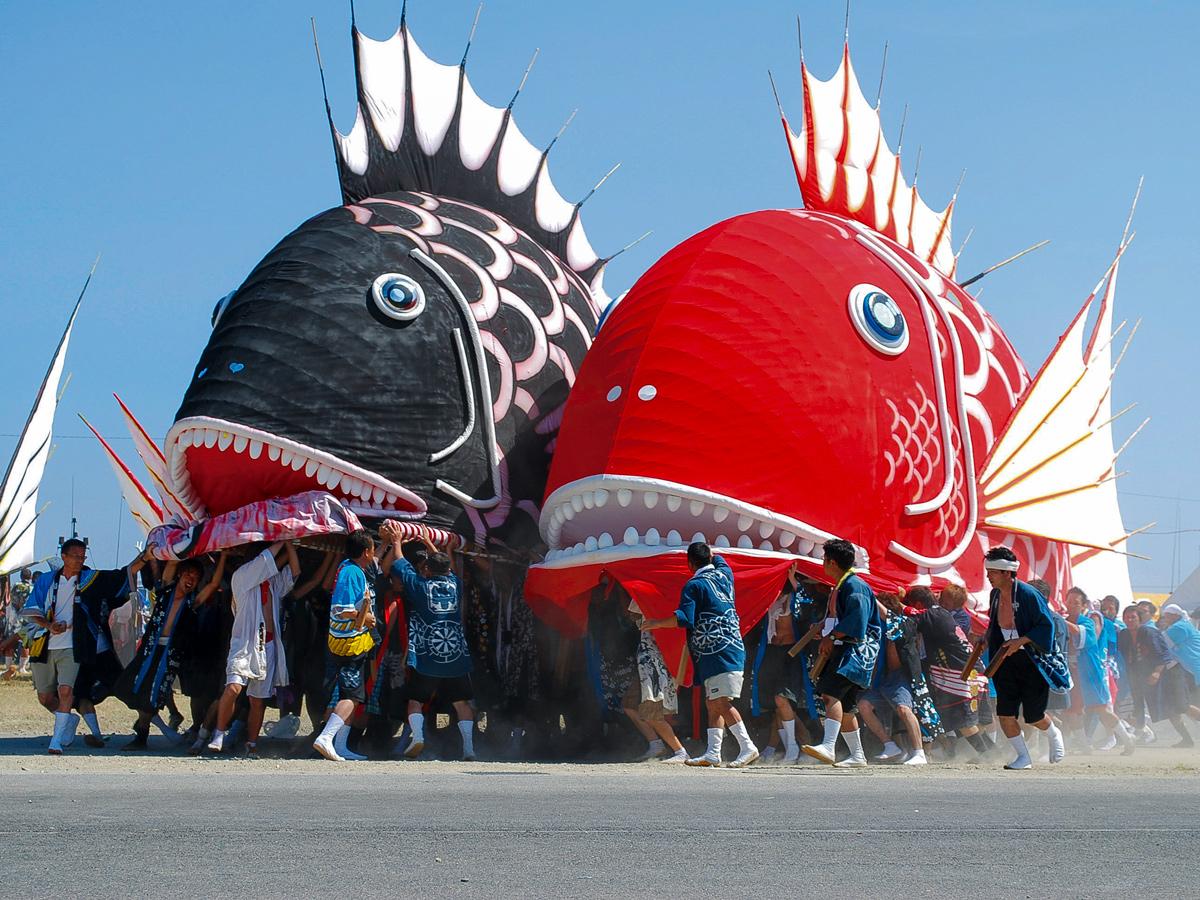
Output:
[984, 558, 1020, 573]
[1162, 603, 1186, 618]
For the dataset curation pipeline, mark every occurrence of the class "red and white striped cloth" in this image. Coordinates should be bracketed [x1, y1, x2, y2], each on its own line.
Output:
[928, 664, 988, 698]
[383, 521, 465, 552]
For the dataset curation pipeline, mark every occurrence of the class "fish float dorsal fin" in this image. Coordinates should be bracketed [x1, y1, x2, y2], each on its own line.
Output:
[78, 414, 164, 536]
[977, 241, 1149, 557]
[321, 15, 610, 301]
[777, 41, 958, 278]
[113, 394, 196, 523]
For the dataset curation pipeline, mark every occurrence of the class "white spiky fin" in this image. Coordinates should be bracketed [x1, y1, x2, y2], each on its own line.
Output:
[321, 15, 611, 301]
[978, 241, 1148, 556]
[79, 414, 165, 536]
[113, 394, 196, 522]
[779, 42, 957, 277]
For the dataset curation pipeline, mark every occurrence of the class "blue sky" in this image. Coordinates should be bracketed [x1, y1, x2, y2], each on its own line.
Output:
[1, 1, 1196, 590]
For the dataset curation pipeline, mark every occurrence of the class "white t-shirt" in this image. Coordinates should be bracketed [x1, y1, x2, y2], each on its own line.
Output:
[47, 575, 77, 652]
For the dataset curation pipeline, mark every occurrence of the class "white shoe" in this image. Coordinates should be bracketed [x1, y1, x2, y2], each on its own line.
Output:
[661, 749, 688, 764]
[684, 751, 721, 767]
[1048, 728, 1066, 764]
[781, 746, 800, 764]
[206, 730, 225, 754]
[728, 746, 760, 768]
[834, 756, 868, 768]
[1095, 734, 1118, 752]
[637, 740, 666, 761]
[801, 744, 836, 766]
[268, 713, 301, 741]
[757, 746, 778, 764]
[313, 734, 344, 762]
[1004, 756, 1033, 770]
[875, 740, 903, 761]
[404, 738, 425, 760]
[903, 750, 928, 766]
[1137, 726, 1156, 745]
[62, 713, 81, 749]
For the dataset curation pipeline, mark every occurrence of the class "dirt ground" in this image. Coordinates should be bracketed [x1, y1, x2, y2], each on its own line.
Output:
[4, 672, 1199, 777]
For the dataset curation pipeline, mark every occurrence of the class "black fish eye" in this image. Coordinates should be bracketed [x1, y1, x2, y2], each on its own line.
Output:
[371, 273, 426, 321]
[211, 291, 235, 328]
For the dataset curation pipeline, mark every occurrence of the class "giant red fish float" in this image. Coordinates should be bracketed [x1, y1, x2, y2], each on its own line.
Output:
[524, 33, 1147, 667]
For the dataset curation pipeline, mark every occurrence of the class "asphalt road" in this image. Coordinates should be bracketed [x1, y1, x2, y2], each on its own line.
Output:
[1, 760, 1193, 899]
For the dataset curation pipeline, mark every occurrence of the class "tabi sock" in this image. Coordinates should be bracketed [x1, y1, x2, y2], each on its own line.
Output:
[841, 728, 866, 762]
[966, 732, 990, 754]
[458, 719, 475, 756]
[781, 720, 798, 753]
[334, 724, 366, 759]
[83, 712, 102, 739]
[408, 713, 426, 743]
[706, 727, 725, 758]
[51, 711, 70, 747]
[318, 713, 344, 743]
[151, 714, 174, 736]
[820, 717, 842, 754]
[646, 738, 665, 753]
[729, 720, 755, 752]
[1047, 722, 1065, 758]
[1008, 734, 1031, 767]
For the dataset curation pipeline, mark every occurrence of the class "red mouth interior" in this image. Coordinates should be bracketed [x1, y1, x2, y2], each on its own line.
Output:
[184, 444, 421, 517]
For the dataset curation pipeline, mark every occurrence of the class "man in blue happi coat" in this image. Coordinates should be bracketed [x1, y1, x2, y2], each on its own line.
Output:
[642, 542, 759, 768]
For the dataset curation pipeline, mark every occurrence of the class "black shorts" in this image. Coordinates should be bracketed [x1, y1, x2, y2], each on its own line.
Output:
[407, 670, 473, 705]
[759, 644, 802, 705]
[991, 649, 1049, 724]
[74, 650, 124, 705]
[815, 649, 861, 709]
[324, 652, 368, 705]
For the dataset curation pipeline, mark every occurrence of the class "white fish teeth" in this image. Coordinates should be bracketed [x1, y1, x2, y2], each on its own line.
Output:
[573, 542, 585, 553]
[594, 489, 609, 508]
[666, 530, 682, 547]
[645, 528, 661, 546]
[582, 492, 595, 510]
[280, 449, 294, 467]
[643, 491, 659, 509]
[797, 539, 816, 557]
[737, 535, 754, 549]
[248, 439, 262, 459]
[585, 536, 598, 552]
[217, 432, 233, 452]
[714, 535, 731, 548]
[203, 429, 219, 449]
[758, 522, 775, 539]
[339, 473, 355, 493]
[190, 430, 205, 448]
[759, 541, 774, 551]
[666, 494, 682, 512]
[267, 444, 281, 461]
[304, 459, 319, 477]
[385, 492, 398, 505]
[712, 506, 730, 523]
[736, 515, 753, 532]
[571, 495, 584, 513]
[779, 532, 796, 548]
[372, 486, 385, 504]
[617, 489, 632, 507]
[691, 532, 707, 544]
[689, 500, 704, 517]
[562, 504, 576, 521]
[552, 506, 566, 526]
[290, 454, 306, 472]
[324, 468, 341, 489]
[232, 435, 248, 454]
[597, 532, 614, 549]
[623, 527, 640, 546]
[316, 463, 332, 484]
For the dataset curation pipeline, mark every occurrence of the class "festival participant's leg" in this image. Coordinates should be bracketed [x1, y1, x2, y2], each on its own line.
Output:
[622, 677, 663, 760]
[897, 704, 927, 765]
[1020, 653, 1064, 763]
[207, 680, 245, 752]
[803, 692, 844, 765]
[453, 695, 477, 761]
[646, 708, 686, 762]
[1091, 703, 1135, 755]
[165, 689, 184, 731]
[993, 652, 1033, 769]
[775, 694, 800, 763]
[124, 709, 154, 750]
[315, 652, 367, 761]
[31, 650, 71, 755]
[245, 696, 267, 757]
[858, 695, 900, 760]
[833, 687, 868, 768]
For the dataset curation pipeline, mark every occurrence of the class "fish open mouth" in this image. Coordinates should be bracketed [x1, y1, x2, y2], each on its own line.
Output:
[166, 416, 427, 520]
[539, 475, 863, 567]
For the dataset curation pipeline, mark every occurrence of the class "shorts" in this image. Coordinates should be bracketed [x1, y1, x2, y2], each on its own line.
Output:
[407, 669, 473, 705]
[992, 648, 1050, 724]
[930, 683, 980, 732]
[861, 670, 913, 711]
[758, 643, 802, 704]
[703, 671, 744, 701]
[226, 641, 278, 700]
[621, 678, 667, 721]
[814, 647, 863, 709]
[324, 651, 368, 705]
[31, 647, 79, 695]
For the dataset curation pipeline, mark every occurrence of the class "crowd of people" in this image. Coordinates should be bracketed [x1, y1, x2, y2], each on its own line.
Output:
[3, 527, 1200, 769]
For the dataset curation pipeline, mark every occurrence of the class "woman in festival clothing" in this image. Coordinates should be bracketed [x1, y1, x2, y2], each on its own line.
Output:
[1122, 607, 1195, 748]
[1061, 587, 1135, 755]
[116, 551, 226, 750]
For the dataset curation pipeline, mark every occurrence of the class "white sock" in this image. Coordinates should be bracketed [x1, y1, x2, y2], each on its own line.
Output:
[51, 711, 70, 747]
[208, 729, 226, 750]
[459, 719, 475, 756]
[318, 713, 344, 743]
[842, 728, 865, 762]
[646, 738, 665, 753]
[781, 720, 798, 753]
[1008, 734, 1031, 766]
[83, 712, 101, 738]
[705, 727, 724, 757]
[880, 740, 902, 757]
[333, 724, 351, 753]
[729, 720, 755, 752]
[409, 713, 426, 743]
[820, 717, 841, 753]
